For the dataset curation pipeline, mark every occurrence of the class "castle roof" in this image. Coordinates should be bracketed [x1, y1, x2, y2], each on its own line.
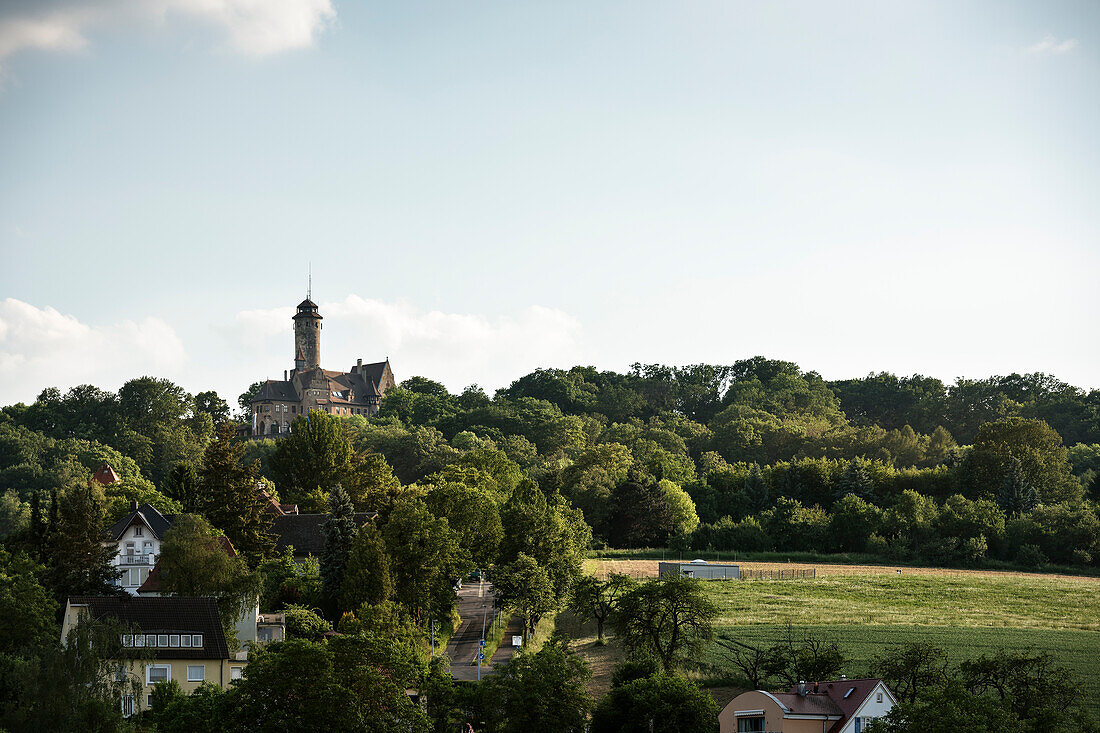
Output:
[254, 380, 299, 402]
[294, 298, 321, 318]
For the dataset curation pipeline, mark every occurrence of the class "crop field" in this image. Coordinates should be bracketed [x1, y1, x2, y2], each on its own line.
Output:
[576, 560, 1100, 715]
[699, 573, 1100, 716]
[703, 625, 1100, 716]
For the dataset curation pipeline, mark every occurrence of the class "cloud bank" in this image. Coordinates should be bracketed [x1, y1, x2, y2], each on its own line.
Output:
[1025, 34, 1078, 56]
[235, 295, 585, 394]
[0, 298, 187, 402]
[0, 0, 334, 83]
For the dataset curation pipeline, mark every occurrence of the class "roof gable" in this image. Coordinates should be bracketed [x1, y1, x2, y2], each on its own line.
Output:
[67, 596, 229, 659]
[105, 503, 175, 541]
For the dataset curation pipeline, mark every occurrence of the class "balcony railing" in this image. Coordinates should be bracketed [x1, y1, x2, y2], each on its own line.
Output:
[119, 555, 155, 565]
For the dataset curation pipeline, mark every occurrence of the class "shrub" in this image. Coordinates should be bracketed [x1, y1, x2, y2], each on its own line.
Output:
[283, 604, 332, 639]
[1015, 544, 1048, 568]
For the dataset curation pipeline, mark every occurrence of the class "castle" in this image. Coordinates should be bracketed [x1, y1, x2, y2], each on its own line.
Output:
[249, 297, 395, 437]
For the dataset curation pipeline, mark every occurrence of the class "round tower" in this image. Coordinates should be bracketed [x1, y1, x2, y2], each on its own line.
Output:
[292, 298, 322, 370]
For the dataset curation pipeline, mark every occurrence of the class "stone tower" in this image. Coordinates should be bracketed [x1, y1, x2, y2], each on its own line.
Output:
[292, 298, 322, 370]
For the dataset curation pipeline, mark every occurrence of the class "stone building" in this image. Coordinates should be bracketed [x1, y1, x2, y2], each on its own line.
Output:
[249, 297, 395, 437]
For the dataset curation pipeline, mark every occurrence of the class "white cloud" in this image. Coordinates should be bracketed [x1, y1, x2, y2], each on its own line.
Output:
[1025, 34, 1078, 56]
[0, 298, 187, 403]
[230, 295, 585, 394]
[0, 0, 334, 84]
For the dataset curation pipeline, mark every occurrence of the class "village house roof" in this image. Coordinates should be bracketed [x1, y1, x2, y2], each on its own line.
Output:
[105, 502, 176, 541]
[66, 596, 229, 660]
[90, 463, 121, 486]
[785, 678, 889, 733]
[272, 512, 378, 556]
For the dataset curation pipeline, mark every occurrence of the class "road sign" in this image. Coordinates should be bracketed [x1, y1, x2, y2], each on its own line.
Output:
[478, 653, 485, 661]
[479, 639, 485, 646]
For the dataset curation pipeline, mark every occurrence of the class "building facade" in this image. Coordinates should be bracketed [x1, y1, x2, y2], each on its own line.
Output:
[104, 502, 177, 594]
[249, 297, 395, 437]
[719, 678, 896, 733]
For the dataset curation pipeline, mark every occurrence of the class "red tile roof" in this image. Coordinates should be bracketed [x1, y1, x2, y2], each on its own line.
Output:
[785, 678, 888, 733]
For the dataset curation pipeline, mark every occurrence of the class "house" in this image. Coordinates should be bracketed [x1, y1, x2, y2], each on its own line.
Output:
[271, 511, 378, 562]
[719, 678, 896, 733]
[658, 559, 740, 580]
[90, 462, 121, 486]
[104, 501, 177, 594]
[61, 596, 242, 716]
[136, 534, 285, 649]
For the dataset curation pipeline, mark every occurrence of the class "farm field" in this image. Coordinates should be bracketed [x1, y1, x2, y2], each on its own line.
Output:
[704, 625, 1100, 717]
[576, 559, 1100, 715]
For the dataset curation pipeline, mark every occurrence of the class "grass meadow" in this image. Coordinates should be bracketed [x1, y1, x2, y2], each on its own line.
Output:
[569, 560, 1100, 715]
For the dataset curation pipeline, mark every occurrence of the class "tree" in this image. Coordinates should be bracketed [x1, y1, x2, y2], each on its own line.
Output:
[836, 458, 875, 501]
[611, 576, 719, 671]
[424, 480, 503, 568]
[964, 417, 1081, 504]
[607, 471, 675, 548]
[163, 461, 200, 513]
[996, 457, 1037, 516]
[713, 635, 772, 689]
[483, 635, 592, 733]
[194, 391, 231, 425]
[43, 485, 120, 604]
[156, 514, 260, 649]
[491, 554, 554, 642]
[761, 624, 846, 687]
[871, 642, 951, 705]
[198, 423, 274, 565]
[381, 496, 470, 622]
[321, 485, 358, 618]
[566, 573, 636, 643]
[590, 672, 719, 733]
[238, 381, 265, 420]
[866, 679, 1019, 733]
[339, 521, 393, 613]
[744, 463, 770, 513]
[271, 411, 373, 507]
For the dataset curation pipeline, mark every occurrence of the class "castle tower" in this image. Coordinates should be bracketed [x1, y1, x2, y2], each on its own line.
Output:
[292, 298, 322, 370]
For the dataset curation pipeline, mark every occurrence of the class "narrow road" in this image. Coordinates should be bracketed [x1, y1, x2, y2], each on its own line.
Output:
[446, 580, 496, 682]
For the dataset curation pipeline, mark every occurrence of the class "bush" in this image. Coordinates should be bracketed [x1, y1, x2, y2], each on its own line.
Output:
[1015, 544, 1048, 568]
[611, 655, 661, 687]
[1071, 549, 1093, 566]
[283, 604, 332, 639]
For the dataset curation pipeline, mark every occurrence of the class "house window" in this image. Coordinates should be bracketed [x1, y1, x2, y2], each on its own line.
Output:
[187, 665, 205, 682]
[147, 694, 155, 708]
[145, 634, 157, 647]
[134, 526, 143, 537]
[230, 666, 243, 680]
[737, 718, 765, 732]
[876, 692, 883, 703]
[158, 635, 168, 647]
[114, 664, 127, 682]
[192, 634, 203, 648]
[181, 635, 192, 648]
[146, 665, 170, 684]
[133, 635, 144, 647]
[122, 635, 133, 647]
[122, 695, 134, 718]
[169, 635, 179, 647]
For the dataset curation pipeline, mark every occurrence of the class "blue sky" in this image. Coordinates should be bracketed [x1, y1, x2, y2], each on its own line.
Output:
[0, 0, 1097, 406]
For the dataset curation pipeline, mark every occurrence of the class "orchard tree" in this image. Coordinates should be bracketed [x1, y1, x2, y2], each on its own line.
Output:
[566, 572, 636, 643]
[612, 576, 719, 671]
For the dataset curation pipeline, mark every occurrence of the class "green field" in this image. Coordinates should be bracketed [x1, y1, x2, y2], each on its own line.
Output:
[696, 574, 1100, 716]
[705, 574, 1100, 631]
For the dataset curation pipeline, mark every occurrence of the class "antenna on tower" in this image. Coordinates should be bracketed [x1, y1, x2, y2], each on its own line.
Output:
[308, 262, 312, 300]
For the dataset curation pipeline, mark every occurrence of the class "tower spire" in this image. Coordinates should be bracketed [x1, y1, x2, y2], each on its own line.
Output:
[308, 262, 312, 300]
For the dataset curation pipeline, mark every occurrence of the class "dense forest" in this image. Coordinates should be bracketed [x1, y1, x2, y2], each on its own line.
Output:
[1, 358, 1098, 730]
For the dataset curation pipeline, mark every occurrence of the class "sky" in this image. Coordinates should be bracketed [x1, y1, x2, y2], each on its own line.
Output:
[0, 0, 1097, 407]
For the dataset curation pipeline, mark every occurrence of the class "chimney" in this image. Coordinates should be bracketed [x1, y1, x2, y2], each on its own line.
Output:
[797, 681, 807, 696]
[284, 370, 288, 381]
[813, 682, 819, 693]
[130, 500, 139, 511]
[357, 358, 362, 368]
